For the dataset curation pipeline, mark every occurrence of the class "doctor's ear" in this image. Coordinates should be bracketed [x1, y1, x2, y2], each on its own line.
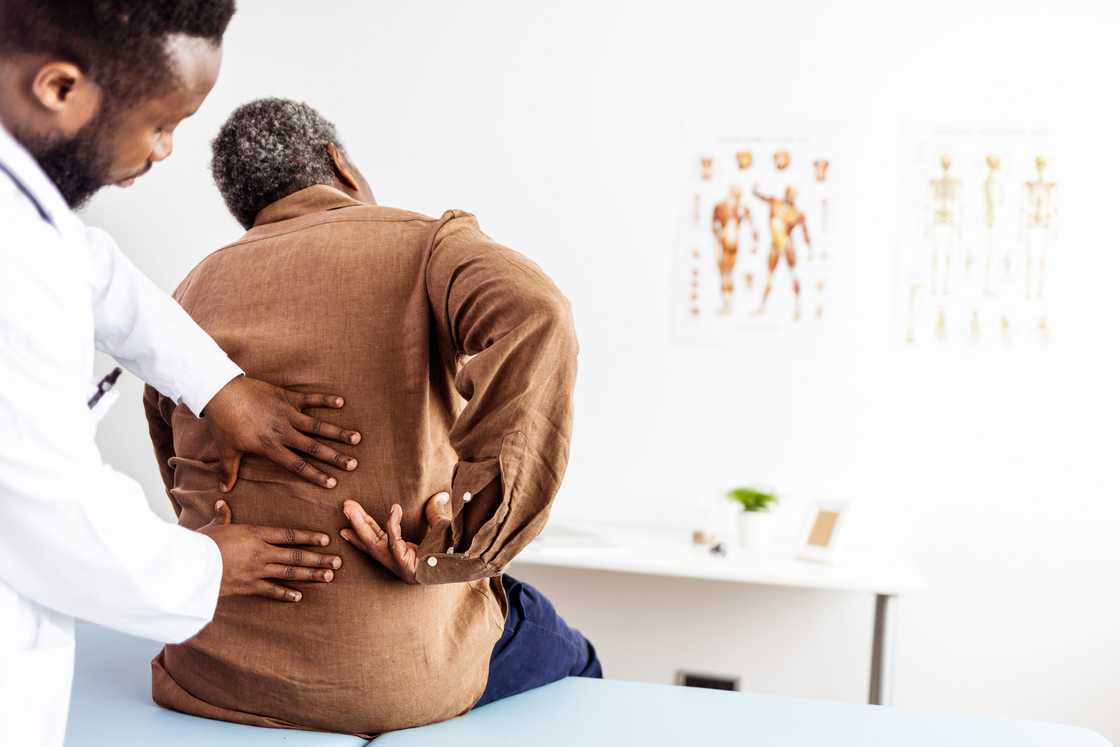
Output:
[30, 61, 102, 136]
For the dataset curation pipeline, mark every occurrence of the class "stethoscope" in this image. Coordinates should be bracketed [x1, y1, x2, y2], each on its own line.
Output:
[0, 158, 55, 227]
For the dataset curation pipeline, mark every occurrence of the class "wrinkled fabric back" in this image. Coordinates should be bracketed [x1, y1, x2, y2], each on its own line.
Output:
[149, 192, 504, 737]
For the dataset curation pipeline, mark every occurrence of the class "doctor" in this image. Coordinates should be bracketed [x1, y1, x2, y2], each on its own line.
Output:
[0, 2, 361, 744]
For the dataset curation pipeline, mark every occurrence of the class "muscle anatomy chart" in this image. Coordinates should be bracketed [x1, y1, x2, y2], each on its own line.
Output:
[676, 131, 835, 343]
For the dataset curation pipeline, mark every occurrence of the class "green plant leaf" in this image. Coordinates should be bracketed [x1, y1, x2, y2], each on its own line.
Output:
[726, 486, 779, 512]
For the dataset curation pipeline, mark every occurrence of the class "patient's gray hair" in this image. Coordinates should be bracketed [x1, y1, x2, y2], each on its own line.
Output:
[211, 97, 342, 229]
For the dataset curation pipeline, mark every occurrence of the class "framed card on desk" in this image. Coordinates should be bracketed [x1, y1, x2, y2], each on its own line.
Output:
[797, 499, 849, 564]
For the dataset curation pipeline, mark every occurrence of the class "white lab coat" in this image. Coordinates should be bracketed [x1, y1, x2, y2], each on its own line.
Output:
[0, 124, 244, 746]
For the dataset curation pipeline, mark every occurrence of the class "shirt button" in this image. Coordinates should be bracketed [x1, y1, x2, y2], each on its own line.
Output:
[463, 491, 473, 503]
[427, 556, 438, 567]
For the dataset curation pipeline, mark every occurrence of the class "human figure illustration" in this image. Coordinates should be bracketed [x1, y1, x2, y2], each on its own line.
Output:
[813, 157, 831, 239]
[700, 156, 714, 181]
[926, 153, 961, 297]
[711, 184, 758, 314]
[982, 154, 1003, 294]
[1022, 154, 1056, 301]
[753, 184, 811, 321]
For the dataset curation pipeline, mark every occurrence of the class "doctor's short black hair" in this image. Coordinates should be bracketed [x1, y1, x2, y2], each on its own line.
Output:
[0, 0, 236, 102]
[211, 98, 343, 229]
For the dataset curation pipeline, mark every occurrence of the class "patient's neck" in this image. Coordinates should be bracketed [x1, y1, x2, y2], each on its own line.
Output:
[331, 177, 376, 205]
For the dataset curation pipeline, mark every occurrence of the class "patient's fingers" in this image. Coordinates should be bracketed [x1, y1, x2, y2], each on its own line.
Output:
[386, 504, 404, 548]
[343, 501, 400, 576]
[341, 528, 399, 577]
[424, 491, 452, 528]
[339, 528, 371, 554]
[253, 526, 331, 547]
[255, 581, 303, 603]
[265, 564, 335, 583]
[287, 431, 358, 472]
[291, 412, 361, 446]
[266, 546, 342, 569]
[386, 504, 419, 583]
[342, 501, 381, 543]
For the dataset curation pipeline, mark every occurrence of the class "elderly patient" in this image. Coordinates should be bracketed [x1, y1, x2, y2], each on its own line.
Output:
[143, 98, 599, 737]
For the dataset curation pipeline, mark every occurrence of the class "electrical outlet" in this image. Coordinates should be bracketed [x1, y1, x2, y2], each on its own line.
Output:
[675, 671, 740, 691]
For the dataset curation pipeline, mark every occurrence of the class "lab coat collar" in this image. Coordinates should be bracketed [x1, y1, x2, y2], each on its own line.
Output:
[252, 184, 365, 228]
[0, 121, 71, 229]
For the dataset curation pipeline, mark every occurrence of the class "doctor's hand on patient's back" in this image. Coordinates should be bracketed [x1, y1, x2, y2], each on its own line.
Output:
[339, 492, 453, 584]
[202, 376, 364, 493]
[199, 500, 343, 602]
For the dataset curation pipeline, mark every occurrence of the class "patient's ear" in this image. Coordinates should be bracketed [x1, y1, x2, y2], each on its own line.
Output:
[327, 143, 360, 192]
[327, 143, 376, 204]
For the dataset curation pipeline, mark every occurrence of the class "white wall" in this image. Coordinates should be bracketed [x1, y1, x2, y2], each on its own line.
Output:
[88, 0, 1120, 741]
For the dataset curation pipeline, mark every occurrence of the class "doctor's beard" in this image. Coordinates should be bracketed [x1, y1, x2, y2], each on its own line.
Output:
[22, 102, 117, 210]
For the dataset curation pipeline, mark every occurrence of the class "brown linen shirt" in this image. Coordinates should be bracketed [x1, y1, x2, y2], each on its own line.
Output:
[142, 185, 578, 737]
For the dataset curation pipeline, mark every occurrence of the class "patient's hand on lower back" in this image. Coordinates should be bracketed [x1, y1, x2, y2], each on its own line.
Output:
[340, 493, 451, 584]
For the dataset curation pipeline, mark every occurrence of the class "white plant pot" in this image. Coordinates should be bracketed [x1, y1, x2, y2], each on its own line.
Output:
[736, 511, 774, 553]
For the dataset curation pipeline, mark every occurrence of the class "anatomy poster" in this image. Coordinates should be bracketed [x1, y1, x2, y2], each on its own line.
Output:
[673, 131, 837, 343]
[896, 125, 1058, 347]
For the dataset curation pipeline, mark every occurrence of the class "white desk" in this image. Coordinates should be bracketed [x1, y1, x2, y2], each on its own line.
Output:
[510, 522, 923, 706]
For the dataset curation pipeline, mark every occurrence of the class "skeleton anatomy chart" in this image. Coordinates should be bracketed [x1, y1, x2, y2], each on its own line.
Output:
[897, 126, 1057, 346]
[675, 133, 835, 342]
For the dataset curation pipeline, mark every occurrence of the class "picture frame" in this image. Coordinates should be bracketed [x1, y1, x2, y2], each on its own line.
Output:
[796, 499, 849, 564]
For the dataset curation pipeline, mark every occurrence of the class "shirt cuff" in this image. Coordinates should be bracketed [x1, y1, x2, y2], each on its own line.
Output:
[178, 356, 243, 417]
[415, 553, 497, 585]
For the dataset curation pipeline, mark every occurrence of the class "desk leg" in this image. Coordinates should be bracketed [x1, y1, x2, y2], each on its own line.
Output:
[868, 593, 896, 706]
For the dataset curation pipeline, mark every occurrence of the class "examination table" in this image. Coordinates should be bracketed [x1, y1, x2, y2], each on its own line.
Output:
[67, 623, 1112, 746]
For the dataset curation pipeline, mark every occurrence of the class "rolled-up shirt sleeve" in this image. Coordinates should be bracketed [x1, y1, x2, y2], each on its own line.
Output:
[416, 211, 578, 585]
[86, 226, 242, 416]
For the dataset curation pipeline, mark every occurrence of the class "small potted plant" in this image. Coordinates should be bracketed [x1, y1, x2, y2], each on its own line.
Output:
[727, 486, 779, 553]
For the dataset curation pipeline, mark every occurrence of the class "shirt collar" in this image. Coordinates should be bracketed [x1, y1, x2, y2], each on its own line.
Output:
[252, 184, 366, 227]
[0, 121, 71, 228]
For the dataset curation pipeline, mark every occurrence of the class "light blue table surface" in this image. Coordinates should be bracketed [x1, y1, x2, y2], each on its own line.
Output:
[385, 676, 1112, 747]
[68, 623, 1111, 747]
[67, 623, 364, 746]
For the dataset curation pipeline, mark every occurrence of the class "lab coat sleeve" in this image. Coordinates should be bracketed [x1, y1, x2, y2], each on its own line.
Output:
[0, 222, 222, 643]
[86, 226, 243, 416]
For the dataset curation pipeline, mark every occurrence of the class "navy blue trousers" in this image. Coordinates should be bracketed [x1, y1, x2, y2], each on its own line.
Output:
[473, 575, 602, 708]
